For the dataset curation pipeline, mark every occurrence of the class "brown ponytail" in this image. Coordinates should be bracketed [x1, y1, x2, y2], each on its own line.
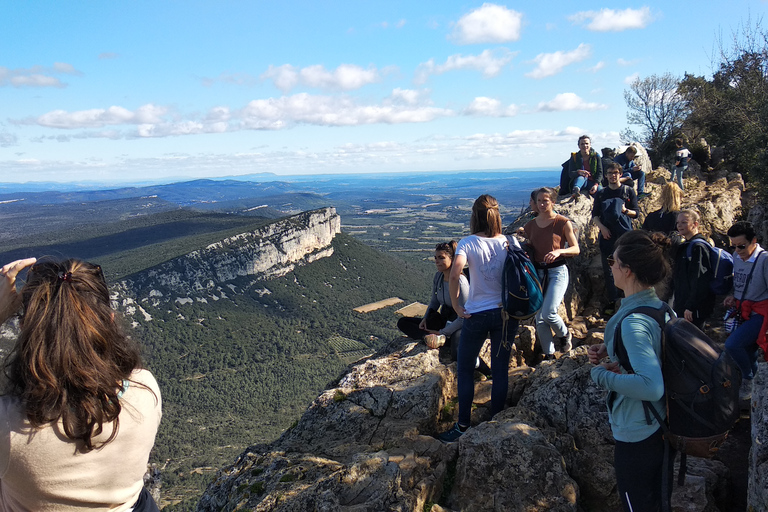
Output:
[5, 259, 143, 451]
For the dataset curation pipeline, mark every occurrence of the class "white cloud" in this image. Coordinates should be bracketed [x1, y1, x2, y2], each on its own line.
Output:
[261, 63, 384, 92]
[387, 88, 431, 106]
[589, 61, 606, 72]
[450, 3, 523, 44]
[569, 7, 654, 32]
[464, 97, 518, 117]
[29, 104, 169, 129]
[415, 48, 515, 84]
[0, 132, 18, 147]
[239, 93, 452, 129]
[617, 58, 639, 66]
[624, 73, 640, 84]
[536, 93, 608, 112]
[0, 63, 81, 88]
[526, 44, 591, 79]
[98, 52, 120, 60]
[16, 93, 455, 139]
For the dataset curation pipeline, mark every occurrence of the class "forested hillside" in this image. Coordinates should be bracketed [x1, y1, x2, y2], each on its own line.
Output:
[131, 232, 432, 509]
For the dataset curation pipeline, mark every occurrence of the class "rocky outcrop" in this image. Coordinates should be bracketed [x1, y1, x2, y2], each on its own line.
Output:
[749, 362, 768, 508]
[197, 158, 760, 511]
[114, 207, 340, 306]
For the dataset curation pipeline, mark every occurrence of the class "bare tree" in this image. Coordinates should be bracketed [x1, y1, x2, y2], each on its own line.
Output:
[622, 73, 687, 164]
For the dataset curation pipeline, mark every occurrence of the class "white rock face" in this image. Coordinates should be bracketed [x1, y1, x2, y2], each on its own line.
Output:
[115, 208, 341, 312]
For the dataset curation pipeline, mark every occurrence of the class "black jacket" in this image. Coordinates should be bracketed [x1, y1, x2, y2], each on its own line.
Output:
[672, 234, 716, 323]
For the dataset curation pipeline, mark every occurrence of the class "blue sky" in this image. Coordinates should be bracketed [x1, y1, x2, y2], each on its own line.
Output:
[1, 1, 766, 184]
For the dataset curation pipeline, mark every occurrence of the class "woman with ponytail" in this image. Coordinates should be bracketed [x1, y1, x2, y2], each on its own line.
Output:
[438, 195, 518, 442]
[0, 258, 161, 512]
[587, 231, 676, 511]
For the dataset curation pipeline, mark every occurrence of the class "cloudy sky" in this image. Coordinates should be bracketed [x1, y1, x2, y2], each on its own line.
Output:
[1, 1, 765, 184]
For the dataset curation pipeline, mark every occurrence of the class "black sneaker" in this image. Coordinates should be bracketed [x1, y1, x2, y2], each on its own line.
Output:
[438, 422, 468, 443]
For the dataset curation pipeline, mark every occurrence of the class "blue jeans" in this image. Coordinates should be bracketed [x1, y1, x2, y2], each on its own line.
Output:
[535, 265, 569, 355]
[671, 165, 686, 190]
[456, 308, 515, 426]
[600, 246, 619, 302]
[572, 176, 601, 195]
[622, 166, 646, 194]
[725, 312, 763, 380]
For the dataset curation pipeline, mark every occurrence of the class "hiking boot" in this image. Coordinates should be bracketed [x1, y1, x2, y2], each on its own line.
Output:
[571, 186, 581, 201]
[424, 333, 446, 349]
[438, 422, 469, 443]
[559, 331, 573, 352]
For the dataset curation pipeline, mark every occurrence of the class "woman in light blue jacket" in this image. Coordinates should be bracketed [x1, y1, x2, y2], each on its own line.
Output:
[587, 230, 675, 512]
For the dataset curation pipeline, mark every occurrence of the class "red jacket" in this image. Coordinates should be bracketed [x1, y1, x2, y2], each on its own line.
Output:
[739, 299, 768, 360]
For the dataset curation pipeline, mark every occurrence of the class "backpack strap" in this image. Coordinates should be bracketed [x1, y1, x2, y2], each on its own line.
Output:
[685, 238, 710, 261]
[609, 303, 673, 425]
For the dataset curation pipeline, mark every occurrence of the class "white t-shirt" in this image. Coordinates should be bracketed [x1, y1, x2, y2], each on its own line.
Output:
[456, 234, 517, 314]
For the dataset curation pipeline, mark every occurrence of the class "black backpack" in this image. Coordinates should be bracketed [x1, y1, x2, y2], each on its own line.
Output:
[612, 304, 741, 490]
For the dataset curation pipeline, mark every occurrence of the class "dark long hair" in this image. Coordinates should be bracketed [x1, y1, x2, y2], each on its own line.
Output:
[614, 230, 672, 286]
[4, 259, 143, 451]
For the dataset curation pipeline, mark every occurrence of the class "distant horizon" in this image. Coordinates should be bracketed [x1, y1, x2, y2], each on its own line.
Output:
[0, 166, 557, 193]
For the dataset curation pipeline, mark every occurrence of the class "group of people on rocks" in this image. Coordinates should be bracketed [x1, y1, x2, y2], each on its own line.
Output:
[397, 134, 766, 512]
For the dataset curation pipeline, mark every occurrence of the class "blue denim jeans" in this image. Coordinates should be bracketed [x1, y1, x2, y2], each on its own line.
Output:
[725, 312, 763, 380]
[456, 308, 515, 426]
[572, 176, 601, 196]
[671, 165, 686, 190]
[622, 165, 646, 194]
[535, 265, 569, 355]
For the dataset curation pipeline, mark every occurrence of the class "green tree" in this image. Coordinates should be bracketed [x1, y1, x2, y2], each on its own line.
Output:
[678, 18, 768, 195]
[622, 73, 687, 166]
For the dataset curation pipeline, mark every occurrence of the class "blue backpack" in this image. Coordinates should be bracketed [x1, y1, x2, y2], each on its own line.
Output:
[685, 239, 734, 295]
[501, 238, 543, 321]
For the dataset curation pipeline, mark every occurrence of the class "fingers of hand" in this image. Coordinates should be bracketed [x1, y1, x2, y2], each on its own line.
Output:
[1, 258, 37, 280]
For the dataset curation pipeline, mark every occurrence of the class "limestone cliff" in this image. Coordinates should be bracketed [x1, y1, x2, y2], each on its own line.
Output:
[114, 207, 340, 311]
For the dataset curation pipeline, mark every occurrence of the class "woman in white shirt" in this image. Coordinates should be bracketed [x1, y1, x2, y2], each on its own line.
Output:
[438, 194, 516, 442]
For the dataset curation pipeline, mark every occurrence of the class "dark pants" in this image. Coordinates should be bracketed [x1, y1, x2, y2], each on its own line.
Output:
[614, 428, 675, 512]
[397, 308, 445, 339]
[133, 487, 160, 512]
[456, 308, 515, 426]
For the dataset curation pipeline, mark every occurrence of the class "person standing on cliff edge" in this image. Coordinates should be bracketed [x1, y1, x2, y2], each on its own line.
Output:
[438, 195, 516, 443]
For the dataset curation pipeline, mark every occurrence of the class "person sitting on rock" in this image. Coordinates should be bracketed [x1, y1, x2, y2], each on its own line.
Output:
[0, 258, 162, 511]
[397, 241, 468, 357]
[591, 163, 639, 316]
[523, 187, 580, 359]
[671, 209, 716, 328]
[642, 182, 682, 236]
[568, 135, 603, 200]
[723, 221, 768, 402]
[438, 195, 516, 442]
[600, 147, 616, 187]
[614, 146, 649, 199]
[673, 138, 691, 190]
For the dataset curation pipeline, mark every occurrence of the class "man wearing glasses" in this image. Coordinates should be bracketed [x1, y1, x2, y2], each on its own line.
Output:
[723, 221, 768, 401]
[591, 162, 638, 316]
